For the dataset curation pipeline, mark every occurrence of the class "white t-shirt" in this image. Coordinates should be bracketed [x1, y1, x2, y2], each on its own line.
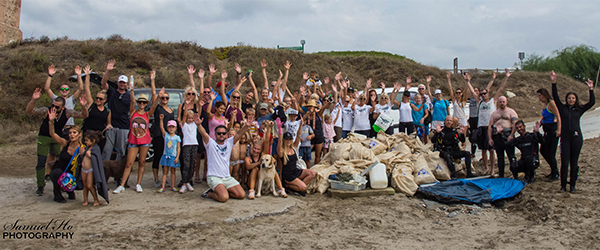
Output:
[453, 100, 467, 120]
[478, 98, 496, 127]
[342, 104, 354, 131]
[268, 89, 286, 106]
[306, 79, 322, 87]
[181, 122, 198, 146]
[284, 120, 301, 142]
[353, 104, 372, 131]
[399, 102, 413, 123]
[374, 103, 393, 118]
[331, 102, 343, 128]
[204, 137, 234, 178]
[52, 95, 76, 126]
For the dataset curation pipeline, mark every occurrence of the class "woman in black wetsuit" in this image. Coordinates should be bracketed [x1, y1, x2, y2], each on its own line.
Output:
[48, 108, 86, 203]
[551, 70, 595, 193]
[277, 116, 316, 195]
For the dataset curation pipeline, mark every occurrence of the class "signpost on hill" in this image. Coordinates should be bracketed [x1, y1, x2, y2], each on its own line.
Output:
[278, 40, 305, 53]
[518, 52, 525, 70]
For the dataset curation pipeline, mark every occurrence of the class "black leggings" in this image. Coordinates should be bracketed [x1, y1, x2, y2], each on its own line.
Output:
[152, 136, 164, 170]
[50, 168, 74, 200]
[492, 132, 515, 178]
[540, 123, 559, 176]
[468, 117, 478, 155]
[398, 122, 414, 135]
[439, 150, 472, 177]
[560, 135, 583, 188]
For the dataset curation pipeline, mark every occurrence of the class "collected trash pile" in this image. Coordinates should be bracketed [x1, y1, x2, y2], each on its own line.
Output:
[308, 132, 459, 196]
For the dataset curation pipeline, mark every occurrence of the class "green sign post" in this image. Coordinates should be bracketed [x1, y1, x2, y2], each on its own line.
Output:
[278, 40, 305, 53]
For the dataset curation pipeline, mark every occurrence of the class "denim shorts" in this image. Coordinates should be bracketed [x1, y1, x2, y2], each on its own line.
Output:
[128, 143, 152, 148]
[299, 146, 312, 162]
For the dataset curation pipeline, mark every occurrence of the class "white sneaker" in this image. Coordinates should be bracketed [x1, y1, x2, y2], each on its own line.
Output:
[113, 186, 125, 194]
[186, 183, 194, 192]
[179, 185, 187, 193]
[136, 184, 143, 193]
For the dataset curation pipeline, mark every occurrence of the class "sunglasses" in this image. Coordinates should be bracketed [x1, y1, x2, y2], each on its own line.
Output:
[480, 92, 488, 96]
[51, 104, 62, 109]
[161, 97, 170, 100]
[455, 92, 462, 94]
[381, 97, 388, 100]
[60, 88, 70, 91]
[360, 98, 366, 100]
[96, 97, 104, 101]
[418, 88, 425, 90]
[204, 91, 211, 94]
[137, 101, 148, 104]
[232, 96, 240, 99]
[188, 92, 196, 96]
[216, 132, 227, 136]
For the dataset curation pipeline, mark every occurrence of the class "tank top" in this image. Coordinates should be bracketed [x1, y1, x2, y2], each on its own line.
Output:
[39, 107, 69, 137]
[153, 105, 175, 138]
[309, 113, 323, 137]
[452, 100, 467, 120]
[128, 111, 151, 145]
[399, 102, 413, 123]
[323, 121, 335, 138]
[541, 103, 555, 124]
[82, 104, 109, 132]
[467, 97, 479, 118]
[477, 98, 496, 127]
[208, 116, 227, 140]
[55, 145, 83, 173]
[281, 150, 298, 175]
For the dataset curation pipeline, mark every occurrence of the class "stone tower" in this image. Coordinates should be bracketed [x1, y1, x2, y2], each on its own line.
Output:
[0, 0, 22, 45]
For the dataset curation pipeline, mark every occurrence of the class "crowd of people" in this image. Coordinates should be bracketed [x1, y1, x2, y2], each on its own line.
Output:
[28, 59, 595, 204]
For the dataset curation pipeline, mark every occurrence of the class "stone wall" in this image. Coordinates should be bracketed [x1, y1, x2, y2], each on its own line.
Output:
[0, 0, 22, 45]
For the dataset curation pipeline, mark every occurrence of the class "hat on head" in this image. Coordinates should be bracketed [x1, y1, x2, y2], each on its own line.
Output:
[216, 81, 228, 88]
[259, 103, 269, 110]
[310, 93, 319, 100]
[304, 100, 317, 108]
[136, 94, 148, 102]
[167, 120, 177, 127]
[347, 87, 355, 93]
[285, 109, 298, 115]
[118, 75, 128, 83]
[434, 89, 442, 95]
[283, 132, 293, 140]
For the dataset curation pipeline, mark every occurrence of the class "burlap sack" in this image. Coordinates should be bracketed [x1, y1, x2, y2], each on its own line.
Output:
[412, 154, 438, 185]
[308, 164, 339, 194]
[390, 141, 412, 155]
[391, 166, 419, 196]
[328, 143, 352, 164]
[362, 139, 388, 155]
[424, 151, 452, 181]
[349, 143, 375, 160]
[375, 151, 400, 167]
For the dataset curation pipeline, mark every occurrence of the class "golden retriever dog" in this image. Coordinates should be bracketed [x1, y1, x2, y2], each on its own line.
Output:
[256, 155, 278, 197]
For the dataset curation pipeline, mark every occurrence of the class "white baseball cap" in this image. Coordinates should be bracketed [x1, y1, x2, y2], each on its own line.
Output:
[118, 75, 128, 83]
[434, 89, 442, 95]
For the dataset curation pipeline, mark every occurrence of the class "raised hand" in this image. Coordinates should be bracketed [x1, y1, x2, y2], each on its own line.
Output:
[231, 109, 238, 117]
[279, 70, 283, 80]
[354, 91, 359, 99]
[302, 72, 309, 81]
[150, 70, 156, 80]
[158, 87, 165, 97]
[406, 76, 412, 84]
[83, 65, 91, 75]
[210, 92, 216, 100]
[198, 69, 205, 79]
[394, 82, 401, 90]
[240, 76, 247, 84]
[426, 76, 432, 83]
[48, 107, 57, 120]
[221, 69, 227, 79]
[187, 65, 196, 75]
[335, 72, 342, 81]
[32, 88, 42, 100]
[159, 114, 164, 120]
[74, 65, 81, 76]
[284, 60, 292, 70]
[299, 85, 306, 94]
[193, 114, 203, 125]
[340, 80, 347, 89]
[261, 59, 267, 68]
[106, 59, 116, 71]
[586, 79, 594, 89]
[48, 65, 56, 76]
[466, 72, 471, 82]
[79, 95, 88, 107]
[235, 63, 241, 73]
[550, 70, 557, 83]
[505, 69, 511, 78]
[332, 84, 337, 92]
[209, 64, 217, 75]
[324, 77, 330, 85]
[446, 72, 451, 79]
[533, 121, 541, 133]
[492, 72, 497, 79]
[366, 78, 372, 89]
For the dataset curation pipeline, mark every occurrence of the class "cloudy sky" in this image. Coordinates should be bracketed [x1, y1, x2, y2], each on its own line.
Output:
[20, 0, 600, 69]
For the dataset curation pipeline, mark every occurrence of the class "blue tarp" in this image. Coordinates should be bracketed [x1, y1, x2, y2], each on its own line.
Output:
[418, 178, 526, 204]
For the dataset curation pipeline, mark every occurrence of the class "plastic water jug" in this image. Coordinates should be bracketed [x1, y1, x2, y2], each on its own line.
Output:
[373, 113, 393, 132]
[369, 163, 388, 189]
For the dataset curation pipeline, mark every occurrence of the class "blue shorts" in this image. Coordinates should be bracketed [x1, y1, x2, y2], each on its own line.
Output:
[128, 143, 152, 148]
[299, 146, 312, 162]
[271, 138, 279, 155]
[342, 130, 351, 139]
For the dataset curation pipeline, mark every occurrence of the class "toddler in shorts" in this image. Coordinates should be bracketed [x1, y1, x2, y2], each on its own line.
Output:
[322, 113, 338, 155]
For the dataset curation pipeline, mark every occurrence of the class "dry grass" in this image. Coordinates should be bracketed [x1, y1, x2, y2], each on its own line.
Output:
[0, 38, 596, 139]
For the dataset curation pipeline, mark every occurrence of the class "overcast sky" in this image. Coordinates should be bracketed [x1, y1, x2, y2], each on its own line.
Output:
[20, 0, 600, 69]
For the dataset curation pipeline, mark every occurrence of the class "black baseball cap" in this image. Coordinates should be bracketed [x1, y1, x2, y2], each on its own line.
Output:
[347, 87, 355, 93]
[283, 132, 293, 140]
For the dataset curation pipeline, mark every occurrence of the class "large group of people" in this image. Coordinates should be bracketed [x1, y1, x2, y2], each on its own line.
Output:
[29, 58, 595, 204]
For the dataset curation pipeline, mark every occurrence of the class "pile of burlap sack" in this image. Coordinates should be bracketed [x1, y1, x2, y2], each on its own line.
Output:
[307, 132, 453, 196]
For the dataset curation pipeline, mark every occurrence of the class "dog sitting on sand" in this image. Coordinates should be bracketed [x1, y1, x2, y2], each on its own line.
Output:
[103, 157, 129, 188]
[256, 155, 278, 197]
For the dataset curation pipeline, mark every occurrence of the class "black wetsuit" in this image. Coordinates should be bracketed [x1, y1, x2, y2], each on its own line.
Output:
[506, 132, 544, 183]
[552, 84, 595, 189]
[432, 127, 473, 177]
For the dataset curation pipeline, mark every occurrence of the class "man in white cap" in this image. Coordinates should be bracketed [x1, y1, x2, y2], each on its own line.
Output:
[100, 59, 131, 161]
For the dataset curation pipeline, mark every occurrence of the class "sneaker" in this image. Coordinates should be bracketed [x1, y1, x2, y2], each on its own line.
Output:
[54, 196, 67, 203]
[569, 186, 577, 193]
[547, 175, 559, 182]
[136, 184, 143, 193]
[35, 187, 44, 196]
[202, 188, 213, 198]
[157, 188, 164, 193]
[179, 185, 187, 193]
[186, 183, 194, 192]
[154, 180, 161, 188]
[171, 187, 179, 192]
[44, 175, 51, 181]
[248, 190, 255, 199]
[113, 186, 125, 194]
[470, 154, 475, 159]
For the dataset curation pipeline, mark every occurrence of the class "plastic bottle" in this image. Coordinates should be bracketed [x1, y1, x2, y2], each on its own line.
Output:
[369, 163, 388, 189]
[130, 75, 134, 89]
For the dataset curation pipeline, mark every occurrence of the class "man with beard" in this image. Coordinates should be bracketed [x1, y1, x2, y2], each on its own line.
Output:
[506, 120, 544, 183]
[488, 96, 518, 178]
